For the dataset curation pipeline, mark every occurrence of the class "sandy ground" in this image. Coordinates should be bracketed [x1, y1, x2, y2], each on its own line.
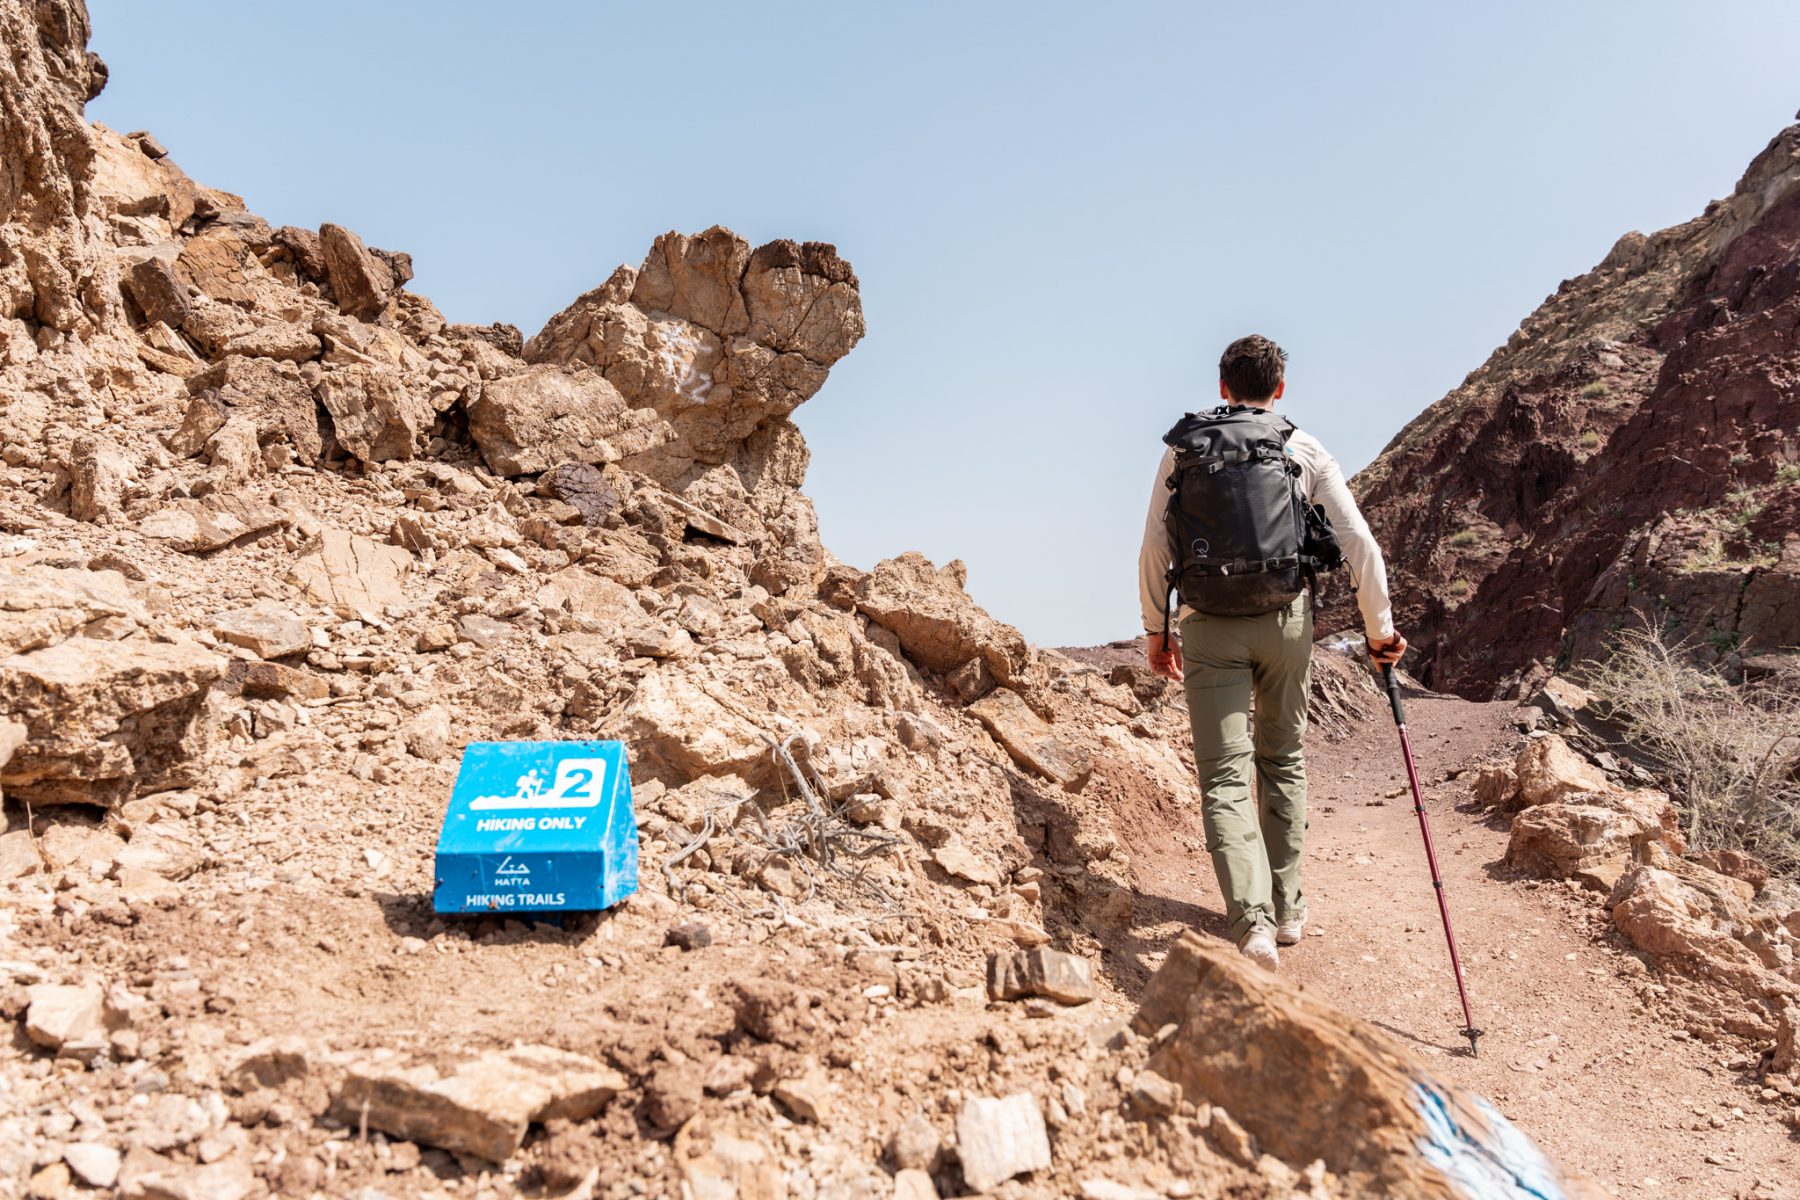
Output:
[1100, 684, 1800, 1200]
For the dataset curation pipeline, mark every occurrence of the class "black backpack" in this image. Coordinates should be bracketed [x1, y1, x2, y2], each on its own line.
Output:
[1160, 407, 1343, 629]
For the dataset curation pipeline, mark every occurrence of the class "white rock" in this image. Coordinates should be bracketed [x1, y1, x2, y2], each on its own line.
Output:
[894, 1167, 940, 1200]
[24, 982, 105, 1049]
[210, 607, 309, 659]
[65, 1142, 122, 1188]
[955, 1092, 1051, 1192]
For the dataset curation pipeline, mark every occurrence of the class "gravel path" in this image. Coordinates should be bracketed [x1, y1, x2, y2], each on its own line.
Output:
[1101, 684, 1799, 1199]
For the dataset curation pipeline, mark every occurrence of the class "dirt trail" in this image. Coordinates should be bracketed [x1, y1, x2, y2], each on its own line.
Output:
[1100, 685, 1800, 1199]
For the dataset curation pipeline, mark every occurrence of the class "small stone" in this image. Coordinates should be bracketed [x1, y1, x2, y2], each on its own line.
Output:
[1208, 1108, 1257, 1166]
[334, 1044, 626, 1160]
[416, 622, 457, 652]
[622, 620, 692, 659]
[320, 223, 394, 319]
[1079, 1180, 1160, 1200]
[24, 983, 105, 1049]
[28, 1162, 71, 1200]
[967, 687, 1092, 791]
[887, 1112, 941, 1172]
[893, 1168, 939, 1200]
[64, 1143, 121, 1188]
[1129, 1068, 1180, 1117]
[703, 1054, 768, 1097]
[287, 528, 411, 617]
[772, 1069, 830, 1123]
[456, 614, 515, 647]
[931, 839, 1000, 888]
[947, 655, 997, 703]
[232, 659, 329, 702]
[116, 1147, 254, 1200]
[845, 792, 901, 830]
[67, 435, 132, 524]
[986, 948, 1095, 1005]
[643, 1060, 704, 1134]
[664, 923, 712, 951]
[211, 607, 309, 659]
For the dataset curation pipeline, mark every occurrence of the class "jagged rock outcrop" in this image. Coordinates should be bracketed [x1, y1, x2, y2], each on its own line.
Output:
[853, 552, 1031, 685]
[522, 227, 865, 597]
[0, 563, 221, 807]
[0, 0, 105, 336]
[1471, 719, 1798, 1048]
[1333, 120, 1800, 697]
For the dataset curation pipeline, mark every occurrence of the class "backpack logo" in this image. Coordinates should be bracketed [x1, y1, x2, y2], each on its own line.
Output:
[1191, 538, 1210, 558]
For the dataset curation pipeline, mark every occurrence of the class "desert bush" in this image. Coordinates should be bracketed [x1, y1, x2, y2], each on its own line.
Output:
[1449, 578, 1471, 597]
[1448, 529, 1480, 548]
[1578, 429, 1601, 449]
[1582, 625, 1800, 878]
[1581, 380, 1609, 398]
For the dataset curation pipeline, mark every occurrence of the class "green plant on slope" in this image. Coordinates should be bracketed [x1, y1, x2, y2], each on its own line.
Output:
[1580, 381, 1609, 399]
[1582, 625, 1800, 879]
[1448, 528, 1480, 549]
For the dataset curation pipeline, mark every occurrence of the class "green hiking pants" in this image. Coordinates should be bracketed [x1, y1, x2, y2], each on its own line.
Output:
[1180, 594, 1312, 942]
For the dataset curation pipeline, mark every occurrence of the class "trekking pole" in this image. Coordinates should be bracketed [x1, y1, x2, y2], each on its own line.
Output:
[1381, 663, 1484, 1057]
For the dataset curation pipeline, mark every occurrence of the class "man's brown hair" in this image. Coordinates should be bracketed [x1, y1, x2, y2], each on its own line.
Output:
[1219, 334, 1288, 402]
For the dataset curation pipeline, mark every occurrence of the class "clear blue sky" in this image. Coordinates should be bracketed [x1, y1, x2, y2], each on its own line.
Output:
[87, 2, 1800, 646]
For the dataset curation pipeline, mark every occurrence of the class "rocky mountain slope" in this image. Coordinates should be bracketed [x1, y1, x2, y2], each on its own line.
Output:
[4, 2, 1797, 1197]
[1332, 119, 1800, 698]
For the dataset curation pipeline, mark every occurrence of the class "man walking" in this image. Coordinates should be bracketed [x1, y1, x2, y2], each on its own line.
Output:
[1138, 335, 1405, 970]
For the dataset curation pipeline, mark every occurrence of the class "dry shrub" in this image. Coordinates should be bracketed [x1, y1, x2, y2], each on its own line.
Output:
[1582, 625, 1800, 878]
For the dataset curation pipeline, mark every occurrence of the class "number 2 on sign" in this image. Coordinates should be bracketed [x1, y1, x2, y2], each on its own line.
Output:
[468, 758, 607, 811]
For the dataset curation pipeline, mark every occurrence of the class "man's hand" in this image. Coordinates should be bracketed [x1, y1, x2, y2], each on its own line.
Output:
[1368, 631, 1408, 667]
[1147, 631, 1183, 681]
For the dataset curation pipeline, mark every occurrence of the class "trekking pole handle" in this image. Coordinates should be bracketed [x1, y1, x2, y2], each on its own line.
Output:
[1382, 662, 1406, 727]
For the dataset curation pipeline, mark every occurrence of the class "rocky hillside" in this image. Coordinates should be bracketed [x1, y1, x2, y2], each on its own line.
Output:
[1332, 118, 1800, 698]
[27, 0, 1800, 1194]
[0, 3, 1636, 1197]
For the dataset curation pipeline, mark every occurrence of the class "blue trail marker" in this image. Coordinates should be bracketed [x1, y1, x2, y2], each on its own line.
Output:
[433, 740, 639, 915]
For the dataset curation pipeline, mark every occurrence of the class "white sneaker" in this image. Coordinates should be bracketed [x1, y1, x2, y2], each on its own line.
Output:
[1238, 928, 1280, 971]
[1275, 916, 1306, 946]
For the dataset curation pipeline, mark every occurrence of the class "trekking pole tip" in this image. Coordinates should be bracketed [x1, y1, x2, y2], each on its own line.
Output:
[1463, 1027, 1484, 1058]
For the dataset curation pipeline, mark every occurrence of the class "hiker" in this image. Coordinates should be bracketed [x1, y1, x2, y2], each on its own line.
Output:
[1138, 334, 1406, 971]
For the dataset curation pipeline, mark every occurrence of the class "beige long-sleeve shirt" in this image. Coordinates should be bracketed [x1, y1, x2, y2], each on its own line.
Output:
[1138, 419, 1396, 641]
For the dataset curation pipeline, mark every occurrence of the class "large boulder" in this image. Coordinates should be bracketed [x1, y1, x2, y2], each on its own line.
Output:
[319, 222, 393, 319]
[286, 528, 412, 618]
[1608, 847, 1797, 1000]
[1, 635, 222, 807]
[968, 687, 1091, 791]
[1133, 932, 1607, 1199]
[527, 231, 864, 472]
[854, 553, 1030, 684]
[1505, 788, 1685, 882]
[466, 365, 671, 477]
[1512, 734, 1610, 809]
[618, 669, 772, 784]
[173, 356, 323, 471]
[333, 1045, 626, 1162]
[0, 563, 144, 656]
[313, 363, 432, 462]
